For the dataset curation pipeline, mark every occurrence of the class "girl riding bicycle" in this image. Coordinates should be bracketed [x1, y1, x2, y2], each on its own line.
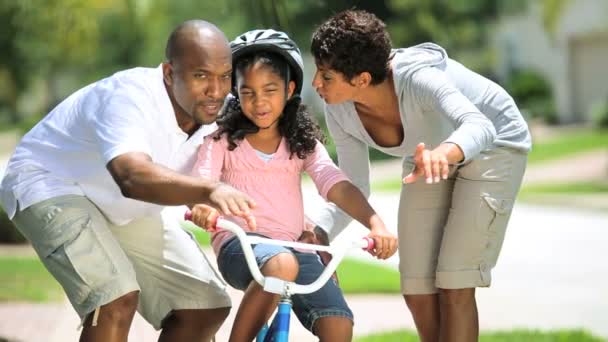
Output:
[189, 29, 398, 342]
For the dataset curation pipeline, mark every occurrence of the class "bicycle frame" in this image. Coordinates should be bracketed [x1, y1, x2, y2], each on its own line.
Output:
[256, 298, 291, 342]
[184, 212, 374, 341]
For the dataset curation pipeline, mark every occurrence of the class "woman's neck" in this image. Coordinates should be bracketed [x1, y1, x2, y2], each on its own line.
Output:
[353, 74, 398, 119]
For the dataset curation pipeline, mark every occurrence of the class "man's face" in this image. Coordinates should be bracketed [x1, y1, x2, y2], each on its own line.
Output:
[165, 44, 232, 125]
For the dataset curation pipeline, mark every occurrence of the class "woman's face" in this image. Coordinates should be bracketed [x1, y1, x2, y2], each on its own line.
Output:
[312, 64, 358, 105]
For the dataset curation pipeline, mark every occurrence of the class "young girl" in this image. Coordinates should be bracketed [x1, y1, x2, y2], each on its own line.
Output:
[190, 29, 398, 342]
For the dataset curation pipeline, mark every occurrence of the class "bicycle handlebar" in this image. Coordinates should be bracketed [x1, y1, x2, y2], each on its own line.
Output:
[184, 210, 375, 296]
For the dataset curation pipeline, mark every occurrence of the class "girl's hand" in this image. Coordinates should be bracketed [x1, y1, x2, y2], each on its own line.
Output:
[368, 225, 398, 260]
[190, 204, 221, 232]
[403, 142, 452, 184]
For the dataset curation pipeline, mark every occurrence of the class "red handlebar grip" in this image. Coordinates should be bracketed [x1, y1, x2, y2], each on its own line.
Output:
[184, 210, 192, 221]
[363, 237, 375, 251]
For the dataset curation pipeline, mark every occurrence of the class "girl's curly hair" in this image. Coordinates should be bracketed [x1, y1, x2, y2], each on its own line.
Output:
[214, 51, 325, 159]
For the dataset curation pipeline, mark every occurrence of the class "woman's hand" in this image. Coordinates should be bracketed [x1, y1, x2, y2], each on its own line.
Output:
[403, 142, 463, 184]
[368, 223, 398, 260]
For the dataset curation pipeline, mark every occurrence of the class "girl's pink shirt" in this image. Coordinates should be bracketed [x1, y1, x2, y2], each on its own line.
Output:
[192, 133, 350, 254]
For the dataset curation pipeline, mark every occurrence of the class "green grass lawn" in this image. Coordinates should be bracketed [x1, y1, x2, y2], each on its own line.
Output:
[371, 178, 403, 193]
[355, 329, 606, 342]
[372, 179, 608, 194]
[337, 258, 400, 294]
[519, 182, 608, 196]
[517, 181, 608, 211]
[527, 129, 608, 164]
[0, 257, 63, 302]
[182, 221, 211, 246]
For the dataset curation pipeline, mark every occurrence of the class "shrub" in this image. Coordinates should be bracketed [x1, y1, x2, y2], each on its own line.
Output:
[506, 69, 558, 124]
[589, 97, 608, 129]
[0, 207, 26, 244]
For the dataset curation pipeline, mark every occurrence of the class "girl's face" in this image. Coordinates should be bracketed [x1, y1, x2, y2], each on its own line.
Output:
[312, 64, 358, 105]
[237, 62, 295, 131]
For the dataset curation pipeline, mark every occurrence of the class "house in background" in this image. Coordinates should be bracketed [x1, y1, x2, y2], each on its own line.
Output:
[494, 0, 608, 123]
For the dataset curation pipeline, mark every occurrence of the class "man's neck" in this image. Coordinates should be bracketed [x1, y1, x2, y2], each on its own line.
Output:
[164, 82, 200, 137]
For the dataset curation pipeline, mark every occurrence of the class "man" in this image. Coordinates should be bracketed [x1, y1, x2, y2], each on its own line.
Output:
[0, 20, 255, 341]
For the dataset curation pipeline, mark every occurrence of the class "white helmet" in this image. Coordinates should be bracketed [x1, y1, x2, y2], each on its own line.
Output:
[230, 29, 304, 95]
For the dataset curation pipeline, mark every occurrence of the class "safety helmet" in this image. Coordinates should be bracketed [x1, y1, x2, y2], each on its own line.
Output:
[230, 29, 304, 95]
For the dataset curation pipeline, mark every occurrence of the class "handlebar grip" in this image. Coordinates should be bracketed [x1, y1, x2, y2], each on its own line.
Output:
[363, 237, 375, 251]
[184, 210, 193, 221]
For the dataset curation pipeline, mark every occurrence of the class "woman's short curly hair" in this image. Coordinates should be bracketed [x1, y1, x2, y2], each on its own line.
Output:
[311, 9, 392, 84]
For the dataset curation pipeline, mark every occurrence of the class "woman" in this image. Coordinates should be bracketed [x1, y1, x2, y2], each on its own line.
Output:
[308, 9, 531, 342]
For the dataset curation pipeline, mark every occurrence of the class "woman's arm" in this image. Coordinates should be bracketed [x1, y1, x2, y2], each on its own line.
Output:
[411, 66, 496, 161]
[403, 66, 497, 183]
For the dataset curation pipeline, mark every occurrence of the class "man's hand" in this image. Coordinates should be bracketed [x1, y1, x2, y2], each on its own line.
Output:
[298, 226, 335, 282]
[298, 226, 330, 246]
[208, 183, 257, 230]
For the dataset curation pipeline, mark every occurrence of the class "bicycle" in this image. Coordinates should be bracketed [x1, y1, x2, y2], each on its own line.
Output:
[184, 211, 375, 342]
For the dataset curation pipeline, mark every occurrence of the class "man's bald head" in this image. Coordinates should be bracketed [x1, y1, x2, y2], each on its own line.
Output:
[165, 20, 229, 63]
[162, 20, 232, 132]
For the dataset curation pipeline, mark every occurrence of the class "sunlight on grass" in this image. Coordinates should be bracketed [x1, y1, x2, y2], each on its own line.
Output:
[371, 179, 402, 193]
[517, 182, 608, 210]
[528, 129, 608, 164]
[0, 257, 63, 302]
[355, 329, 606, 342]
[520, 182, 608, 196]
[181, 221, 211, 246]
[337, 258, 400, 294]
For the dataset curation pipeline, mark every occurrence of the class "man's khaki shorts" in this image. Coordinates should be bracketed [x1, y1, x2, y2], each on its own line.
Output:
[398, 147, 527, 294]
[12, 195, 231, 329]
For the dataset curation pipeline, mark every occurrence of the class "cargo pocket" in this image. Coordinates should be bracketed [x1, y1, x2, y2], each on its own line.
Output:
[56, 215, 119, 304]
[477, 196, 514, 285]
[481, 196, 514, 231]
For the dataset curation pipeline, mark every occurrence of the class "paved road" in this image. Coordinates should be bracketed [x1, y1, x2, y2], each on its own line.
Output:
[307, 189, 608, 339]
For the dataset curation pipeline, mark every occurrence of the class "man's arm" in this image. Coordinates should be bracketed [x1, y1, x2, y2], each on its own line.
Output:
[107, 152, 256, 218]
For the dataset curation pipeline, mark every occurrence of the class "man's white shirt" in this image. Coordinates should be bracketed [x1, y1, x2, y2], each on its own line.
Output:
[0, 65, 217, 225]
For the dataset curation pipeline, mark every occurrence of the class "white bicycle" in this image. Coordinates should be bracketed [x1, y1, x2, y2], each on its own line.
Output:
[185, 211, 375, 342]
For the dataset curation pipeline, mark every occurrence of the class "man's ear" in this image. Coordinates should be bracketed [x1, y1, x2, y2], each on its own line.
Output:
[287, 80, 296, 98]
[162, 62, 173, 86]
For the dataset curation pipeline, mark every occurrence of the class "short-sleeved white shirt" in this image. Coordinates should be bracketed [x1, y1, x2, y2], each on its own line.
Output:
[0, 65, 217, 225]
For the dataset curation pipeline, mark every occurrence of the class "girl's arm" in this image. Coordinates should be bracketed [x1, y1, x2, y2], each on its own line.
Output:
[326, 181, 397, 260]
[304, 111, 372, 241]
[304, 141, 397, 259]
